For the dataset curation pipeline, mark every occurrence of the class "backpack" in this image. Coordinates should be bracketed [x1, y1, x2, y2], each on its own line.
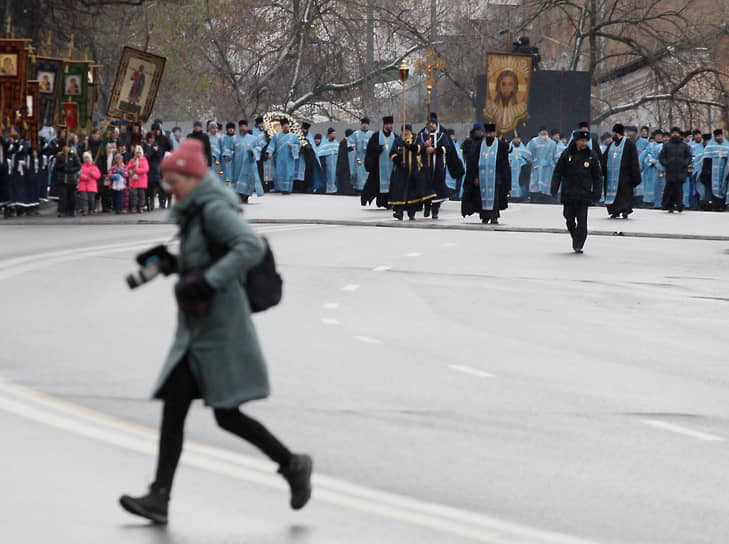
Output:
[194, 201, 283, 313]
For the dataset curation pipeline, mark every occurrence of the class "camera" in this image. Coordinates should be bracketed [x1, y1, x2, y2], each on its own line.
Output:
[126, 259, 163, 289]
[125, 244, 178, 289]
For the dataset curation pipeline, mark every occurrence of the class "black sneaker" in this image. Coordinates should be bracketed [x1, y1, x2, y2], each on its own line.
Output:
[278, 454, 313, 510]
[119, 485, 170, 524]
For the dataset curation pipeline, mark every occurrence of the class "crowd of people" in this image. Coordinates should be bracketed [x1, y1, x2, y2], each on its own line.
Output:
[1, 113, 728, 223]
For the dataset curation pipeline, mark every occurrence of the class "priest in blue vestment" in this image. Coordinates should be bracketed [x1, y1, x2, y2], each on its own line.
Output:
[362, 116, 396, 208]
[461, 123, 510, 224]
[267, 118, 300, 194]
[600, 123, 642, 218]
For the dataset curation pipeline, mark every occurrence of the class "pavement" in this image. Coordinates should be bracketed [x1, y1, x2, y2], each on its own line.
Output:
[5, 193, 729, 240]
[0, 199, 728, 543]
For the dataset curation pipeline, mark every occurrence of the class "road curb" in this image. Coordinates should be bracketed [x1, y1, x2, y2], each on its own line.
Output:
[2, 215, 727, 241]
[245, 218, 729, 241]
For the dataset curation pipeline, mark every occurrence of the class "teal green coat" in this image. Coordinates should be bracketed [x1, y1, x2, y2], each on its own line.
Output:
[152, 170, 270, 408]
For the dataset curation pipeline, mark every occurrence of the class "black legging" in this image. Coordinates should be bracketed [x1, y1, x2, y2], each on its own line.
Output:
[154, 360, 292, 490]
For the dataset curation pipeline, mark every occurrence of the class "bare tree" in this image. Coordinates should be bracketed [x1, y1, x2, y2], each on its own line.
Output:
[522, 0, 729, 127]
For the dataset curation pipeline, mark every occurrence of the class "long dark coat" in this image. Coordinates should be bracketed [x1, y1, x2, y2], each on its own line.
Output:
[550, 143, 602, 204]
[659, 139, 692, 185]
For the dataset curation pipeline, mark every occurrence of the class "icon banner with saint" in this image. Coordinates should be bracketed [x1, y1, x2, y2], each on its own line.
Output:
[483, 53, 532, 135]
[107, 46, 166, 123]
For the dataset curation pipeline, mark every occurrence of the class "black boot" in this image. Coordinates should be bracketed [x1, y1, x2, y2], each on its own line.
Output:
[423, 201, 431, 218]
[278, 454, 313, 510]
[393, 209, 404, 221]
[119, 484, 170, 524]
[431, 203, 440, 219]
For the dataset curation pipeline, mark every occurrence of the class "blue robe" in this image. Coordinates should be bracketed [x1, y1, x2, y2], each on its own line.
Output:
[526, 136, 557, 194]
[701, 138, 729, 200]
[316, 139, 339, 193]
[445, 138, 466, 191]
[209, 132, 224, 182]
[605, 136, 627, 205]
[639, 142, 662, 204]
[351, 129, 373, 191]
[295, 133, 320, 181]
[376, 130, 395, 193]
[478, 139, 499, 210]
[686, 140, 703, 207]
[635, 137, 650, 155]
[252, 127, 272, 184]
[222, 134, 235, 183]
[646, 142, 665, 207]
[508, 144, 531, 198]
[268, 131, 300, 192]
[233, 133, 262, 196]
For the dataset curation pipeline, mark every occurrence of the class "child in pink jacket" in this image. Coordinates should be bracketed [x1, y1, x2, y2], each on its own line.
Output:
[126, 146, 150, 213]
[78, 152, 101, 215]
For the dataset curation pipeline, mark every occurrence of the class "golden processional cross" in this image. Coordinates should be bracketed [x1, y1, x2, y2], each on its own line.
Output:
[415, 49, 445, 166]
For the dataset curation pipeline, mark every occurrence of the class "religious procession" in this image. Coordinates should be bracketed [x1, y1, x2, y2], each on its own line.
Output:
[2, 2, 729, 543]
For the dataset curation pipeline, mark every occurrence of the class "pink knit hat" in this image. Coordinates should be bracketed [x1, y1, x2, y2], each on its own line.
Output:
[161, 138, 207, 179]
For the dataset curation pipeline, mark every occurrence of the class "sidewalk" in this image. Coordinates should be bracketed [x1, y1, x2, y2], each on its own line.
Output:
[3, 194, 728, 240]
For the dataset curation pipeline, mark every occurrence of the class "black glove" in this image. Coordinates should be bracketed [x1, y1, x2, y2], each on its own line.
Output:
[175, 271, 214, 317]
[135, 244, 178, 276]
[407, 142, 419, 152]
[248, 149, 255, 158]
[377, 144, 385, 152]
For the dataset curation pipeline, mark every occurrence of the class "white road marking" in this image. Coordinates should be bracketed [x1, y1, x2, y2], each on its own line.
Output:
[373, 265, 392, 272]
[406, 252, 423, 257]
[0, 224, 321, 281]
[321, 318, 340, 326]
[640, 419, 724, 442]
[354, 335, 382, 344]
[449, 365, 495, 379]
[323, 302, 339, 310]
[341, 284, 360, 292]
[0, 376, 598, 543]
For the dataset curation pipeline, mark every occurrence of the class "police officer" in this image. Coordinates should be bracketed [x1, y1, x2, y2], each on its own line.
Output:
[550, 129, 602, 253]
[119, 139, 312, 524]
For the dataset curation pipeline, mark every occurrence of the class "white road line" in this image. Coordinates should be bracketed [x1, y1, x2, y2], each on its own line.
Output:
[323, 302, 339, 310]
[406, 252, 423, 257]
[354, 335, 382, 344]
[373, 265, 392, 272]
[321, 318, 340, 326]
[449, 365, 495, 379]
[341, 284, 360, 292]
[640, 419, 724, 442]
[0, 377, 599, 544]
[0, 224, 319, 281]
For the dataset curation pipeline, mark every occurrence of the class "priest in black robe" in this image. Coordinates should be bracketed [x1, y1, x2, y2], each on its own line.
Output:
[336, 129, 355, 195]
[461, 124, 510, 224]
[389, 124, 429, 220]
[416, 112, 463, 219]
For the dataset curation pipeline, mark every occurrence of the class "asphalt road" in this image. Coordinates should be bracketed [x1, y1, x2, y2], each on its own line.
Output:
[0, 218, 727, 543]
